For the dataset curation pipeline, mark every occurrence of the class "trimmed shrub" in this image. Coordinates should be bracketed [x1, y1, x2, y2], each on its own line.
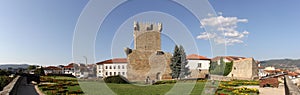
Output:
[104, 75, 129, 84]
[153, 80, 177, 85]
[46, 74, 76, 78]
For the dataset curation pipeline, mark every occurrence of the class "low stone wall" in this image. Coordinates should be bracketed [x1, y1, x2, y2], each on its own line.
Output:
[210, 75, 231, 81]
[210, 75, 253, 81]
[0, 76, 20, 95]
[260, 78, 279, 87]
[284, 75, 300, 95]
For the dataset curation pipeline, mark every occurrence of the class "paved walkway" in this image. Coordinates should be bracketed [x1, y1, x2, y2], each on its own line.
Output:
[16, 77, 39, 95]
[237, 85, 285, 95]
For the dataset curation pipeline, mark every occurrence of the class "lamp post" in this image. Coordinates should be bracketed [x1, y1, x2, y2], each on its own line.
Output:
[83, 56, 87, 65]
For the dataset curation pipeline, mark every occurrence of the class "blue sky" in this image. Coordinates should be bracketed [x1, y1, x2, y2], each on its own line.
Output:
[0, 0, 300, 66]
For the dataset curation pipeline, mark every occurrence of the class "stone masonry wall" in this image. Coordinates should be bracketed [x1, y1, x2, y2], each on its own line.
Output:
[227, 58, 258, 80]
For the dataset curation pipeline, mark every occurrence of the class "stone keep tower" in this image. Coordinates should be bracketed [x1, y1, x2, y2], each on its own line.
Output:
[125, 22, 172, 82]
[134, 21, 162, 51]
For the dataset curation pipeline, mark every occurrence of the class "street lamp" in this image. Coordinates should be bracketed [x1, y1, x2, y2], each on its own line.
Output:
[83, 56, 87, 65]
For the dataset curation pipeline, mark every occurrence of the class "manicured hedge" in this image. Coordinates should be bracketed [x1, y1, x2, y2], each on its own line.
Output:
[46, 74, 76, 78]
[153, 80, 177, 85]
[104, 75, 129, 84]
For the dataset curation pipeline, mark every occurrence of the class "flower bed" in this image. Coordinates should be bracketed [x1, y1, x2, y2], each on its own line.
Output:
[38, 76, 83, 95]
[217, 80, 259, 95]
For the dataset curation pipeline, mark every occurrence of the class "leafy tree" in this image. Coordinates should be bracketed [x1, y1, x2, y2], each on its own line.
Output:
[35, 66, 45, 76]
[0, 76, 13, 90]
[28, 65, 37, 70]
[170, 45, 190, 79]
[223, 62, 233, 76]
[0, 70, 10, 76]
[209, 57, 233, 76]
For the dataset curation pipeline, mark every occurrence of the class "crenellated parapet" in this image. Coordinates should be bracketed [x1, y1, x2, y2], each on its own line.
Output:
[134, 21, 162, 32]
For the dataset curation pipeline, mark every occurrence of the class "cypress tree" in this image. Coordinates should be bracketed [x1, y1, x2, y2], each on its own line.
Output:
[170, 45, 190, 79]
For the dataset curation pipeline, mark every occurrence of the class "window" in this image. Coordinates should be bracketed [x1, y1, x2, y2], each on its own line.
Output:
[105, 66, 108, 69]
[99, 71, 101, 73]
[118, 65, 120, 69]
[109, 72, 112, 76]
[234, 67, 236, 70]
[118, 72, 120, 75]
[113, 66, 116, 69]
[106, 72, 108, 75]
[198, 63, 202, 68]
[114, 72, 116, 75]
[122, 72, 125, 75]
[122, 65, 125, 69]
[109, 66, 112, 69]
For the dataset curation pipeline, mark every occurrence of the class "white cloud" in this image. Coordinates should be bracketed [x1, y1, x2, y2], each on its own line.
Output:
[197, 32, 216, 40]
[198, 15, 249, 46]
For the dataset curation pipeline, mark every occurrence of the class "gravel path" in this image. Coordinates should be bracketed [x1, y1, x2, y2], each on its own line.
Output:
[237, 84, 285, 95]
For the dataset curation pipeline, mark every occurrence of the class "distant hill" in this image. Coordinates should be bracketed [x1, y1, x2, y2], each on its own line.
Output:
[260, 59, 300, 70]
[0, 64, 30, 70]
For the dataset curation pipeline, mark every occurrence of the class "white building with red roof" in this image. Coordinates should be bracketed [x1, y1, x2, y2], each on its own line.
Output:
[44, 66, 62, 75]
[96, 58, 127, 78]
[186, 54, 211, 78]
[62, 63, 76, 76]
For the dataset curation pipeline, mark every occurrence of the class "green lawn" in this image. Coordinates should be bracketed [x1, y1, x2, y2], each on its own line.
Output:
[78, 80, 207, 95]
[190, 81, 207, 95]
[107, 83, 174, 95]
[38, 76, 259, 95]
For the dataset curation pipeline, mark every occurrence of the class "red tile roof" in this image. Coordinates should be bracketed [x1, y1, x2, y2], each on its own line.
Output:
[264, 70, 276, 74]
[63, 63, 74, 68]
[258, 66, 265, 69]
[96, 58, 127, 65]
[211, 56, 246, 62]
[288, 72, 298, 77]
[45, 66, 62, 70]
[186, 54, 210, 60]
[275, 69, 282, 72]
[295, 70, 300, 74]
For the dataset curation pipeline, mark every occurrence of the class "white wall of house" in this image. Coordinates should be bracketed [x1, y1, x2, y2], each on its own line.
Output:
[186, 59, 210, 78]
[187, 60, 210, 70]
[264, 66, 275, 71]
[217, 59, 231, 65]
[258, 69, 267, 77]
[96, 65, 103, 77]
[63, 68, 75, 76]
[97, 63, 127, 78]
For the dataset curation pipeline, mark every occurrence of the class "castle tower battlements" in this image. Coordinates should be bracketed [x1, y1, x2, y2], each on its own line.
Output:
[134, 21, 162, 32]
[133, 21, 162, 51]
